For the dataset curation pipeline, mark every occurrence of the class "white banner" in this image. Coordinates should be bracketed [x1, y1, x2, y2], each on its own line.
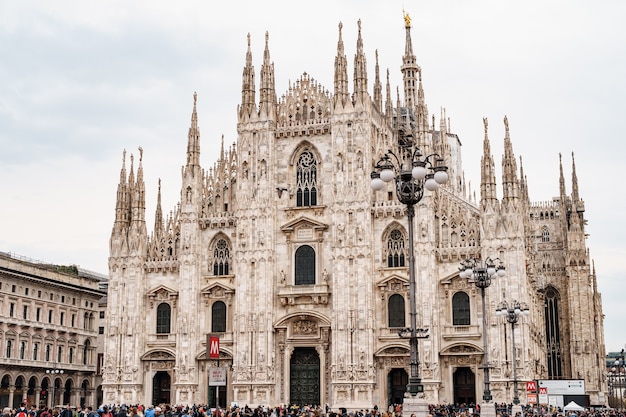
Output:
[209, 367, 227, 386]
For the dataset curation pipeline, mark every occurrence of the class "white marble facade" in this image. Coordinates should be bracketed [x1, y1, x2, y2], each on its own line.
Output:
[102, 16, 606, 410]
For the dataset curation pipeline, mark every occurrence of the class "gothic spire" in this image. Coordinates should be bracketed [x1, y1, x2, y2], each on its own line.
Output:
[501, 115, 519, 203]
[333, 22, 350, 107]
[401, 11, 419, 111]
[239, 33, 257, 120]
[373, 49, 383, 111]
[353, 19, 368, 104]
[519, 156, 529, 202]
[154, 178, 164, 239]
[480, 117, 498, 204]
[384, 68, 393, 122]
[259, 31, 276, 118]
[114, 149, 129, 226]
[186, 92, 201, 168]
[559, 152, 566, 199]
[571, 152, 580, 202]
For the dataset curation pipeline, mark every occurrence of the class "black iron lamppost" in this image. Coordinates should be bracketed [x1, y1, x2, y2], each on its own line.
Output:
[614, 349, 625, 410]
[371, 126, 448, 396]
[496, 300, 530, 404]
[459, 257, 506, 402]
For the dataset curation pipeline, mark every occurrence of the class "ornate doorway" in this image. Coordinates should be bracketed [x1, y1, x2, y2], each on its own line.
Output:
[153, 371, 171, 405]
[453, 367, 475, 405]
[388, 368, 408, 405]
[290, 347, 320, 406]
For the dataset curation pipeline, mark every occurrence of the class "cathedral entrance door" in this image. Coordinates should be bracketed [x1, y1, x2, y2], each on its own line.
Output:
[290, 347, 320, 406]
[453, 367, 475, 405]
[153, 371, 171, 405]
[388, 368, 408, 405]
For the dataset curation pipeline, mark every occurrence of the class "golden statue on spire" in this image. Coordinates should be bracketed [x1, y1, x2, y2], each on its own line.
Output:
[403, 10, 411, 28]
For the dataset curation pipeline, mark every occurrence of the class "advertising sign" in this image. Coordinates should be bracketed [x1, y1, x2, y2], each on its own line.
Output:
[538, 379, 585, 395]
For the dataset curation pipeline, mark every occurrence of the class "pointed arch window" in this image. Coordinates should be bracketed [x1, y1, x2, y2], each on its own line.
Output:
[211, 301, 227, 333]
[452, 291, 470, 325]
[156, 303, 171, 334]
[386, 229, 406, 267]
[542, 227, 550, 242]
[388, 294, 406, 328]
[545, 287, 563, 378]
[296, 150, 318, 207]
[295, 245, 315, 285]
[212, 238, 231, 276]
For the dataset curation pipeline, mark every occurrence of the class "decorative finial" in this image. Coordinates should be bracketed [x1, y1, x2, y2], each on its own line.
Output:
[483, 117, 488, 133]
[247, 33, 251, 47]
[358, 19, 362, 33]
[265, 31, 269, 45]
[403, 10, 411, 28]
[193, 91, 197, 105]
[504, 115, 509, 132]
[138, 146, 143, 161]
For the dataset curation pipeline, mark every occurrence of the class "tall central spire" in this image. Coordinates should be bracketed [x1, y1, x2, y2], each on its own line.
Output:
[401, 11, 419, 110]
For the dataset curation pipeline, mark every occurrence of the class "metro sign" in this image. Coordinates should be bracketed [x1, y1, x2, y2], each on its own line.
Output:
[539, 387, 548, 395]
[526, 381, 537, 392]
[208, 335, 220, 359]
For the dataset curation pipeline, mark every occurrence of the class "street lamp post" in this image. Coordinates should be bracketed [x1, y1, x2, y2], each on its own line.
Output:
[459, 257, 505, 410]
[45, 367, 64, 407]
[496, 300, 530, 405]
[613, 349, 624, 409]
[371, 125, 448, 397]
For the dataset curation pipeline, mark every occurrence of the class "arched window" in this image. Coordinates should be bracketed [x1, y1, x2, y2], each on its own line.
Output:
[386, 229, 406, 267]
[296, 150, 318, 207]
[33, 343, 38, 361]
[83, 340, 91, 365]
[19, 341, 26, 360]
[45, 344, 51, 361]
[213, 238, 231, 276]
[156, 303, 171, 334]
[211, 301, 227, 333]
[452, 291, 470, 325]
[6, 340, 12, 358]
[545, 287, 562, 378]
[388, 294, 406, 328]
[542, 227, 550, 242]
[68, 347, 74, 364]
[295, 245, 315, 285]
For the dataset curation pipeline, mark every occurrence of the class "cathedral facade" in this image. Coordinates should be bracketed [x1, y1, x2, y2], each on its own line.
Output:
[102, 16, 606, 409]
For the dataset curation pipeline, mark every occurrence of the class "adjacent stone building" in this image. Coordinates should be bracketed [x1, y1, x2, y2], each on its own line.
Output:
[0, 252, 107, 408]
[102, 16, 606, 409]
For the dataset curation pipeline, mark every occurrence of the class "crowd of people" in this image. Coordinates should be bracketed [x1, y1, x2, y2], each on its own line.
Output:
[1, 403, 624, 417]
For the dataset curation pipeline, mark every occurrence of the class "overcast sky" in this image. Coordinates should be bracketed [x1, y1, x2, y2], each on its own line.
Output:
[1, 1, 624, 352]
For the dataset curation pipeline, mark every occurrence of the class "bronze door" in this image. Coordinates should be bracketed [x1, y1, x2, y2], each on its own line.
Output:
[153, 371, 171, 405]
[290, 347, 320, 406]
[453, 367, 476, 405]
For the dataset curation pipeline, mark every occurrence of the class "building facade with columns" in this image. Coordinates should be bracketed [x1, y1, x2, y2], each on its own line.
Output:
[102, 16, 607, 409]
[0, 252, 107, 409]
